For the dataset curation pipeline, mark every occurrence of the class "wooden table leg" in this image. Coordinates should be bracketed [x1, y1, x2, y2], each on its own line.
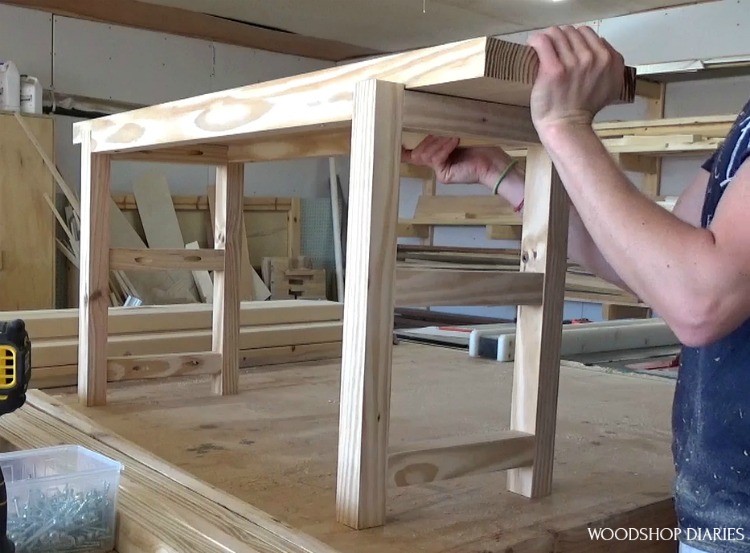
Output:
[78, 131, 111, 407]
[336, 79, 404, 530]
[507, 145, 569, 498]
[211, 163, 243, 395]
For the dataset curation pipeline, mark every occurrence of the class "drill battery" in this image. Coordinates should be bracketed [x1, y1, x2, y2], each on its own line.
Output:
[0, 321, 30, 414]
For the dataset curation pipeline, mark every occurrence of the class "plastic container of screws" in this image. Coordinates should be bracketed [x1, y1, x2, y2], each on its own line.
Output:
[0, 445, 123, 552]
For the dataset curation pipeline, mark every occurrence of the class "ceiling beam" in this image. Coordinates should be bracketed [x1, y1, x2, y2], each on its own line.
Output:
[0, 0, 381, 62]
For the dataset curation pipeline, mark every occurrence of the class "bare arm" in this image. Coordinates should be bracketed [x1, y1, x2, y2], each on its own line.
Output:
[540, 123, 750, 346]
[512, 24, 750, 347]
[672, 169, 710, 226]
[403, 137, 711, 300]
[565, 169, 710, 291]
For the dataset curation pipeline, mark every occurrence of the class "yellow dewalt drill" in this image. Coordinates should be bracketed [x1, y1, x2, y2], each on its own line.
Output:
[0, 320, 31, 553]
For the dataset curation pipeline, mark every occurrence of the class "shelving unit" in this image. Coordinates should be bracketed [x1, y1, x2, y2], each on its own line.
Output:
[397, 87, 735, 320]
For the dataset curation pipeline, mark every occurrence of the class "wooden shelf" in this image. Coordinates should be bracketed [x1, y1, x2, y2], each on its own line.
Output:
[637, 55, 750, 83]
[504, 114, 732, 159]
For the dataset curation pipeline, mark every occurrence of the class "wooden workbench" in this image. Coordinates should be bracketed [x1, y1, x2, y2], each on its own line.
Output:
[48, 343, 677, 553]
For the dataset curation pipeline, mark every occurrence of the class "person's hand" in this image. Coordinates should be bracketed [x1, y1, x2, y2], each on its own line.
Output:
[402, 136, 514, 189]
[527, 26, 625, 135]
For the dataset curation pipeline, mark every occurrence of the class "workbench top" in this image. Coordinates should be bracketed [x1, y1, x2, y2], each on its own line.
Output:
[56, 343, 676, 553]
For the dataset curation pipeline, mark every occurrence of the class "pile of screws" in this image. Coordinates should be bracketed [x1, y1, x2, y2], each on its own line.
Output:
[7, 483, 115, 552]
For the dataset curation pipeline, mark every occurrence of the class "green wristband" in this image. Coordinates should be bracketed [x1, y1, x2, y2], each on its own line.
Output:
[492, 159, 519, 195]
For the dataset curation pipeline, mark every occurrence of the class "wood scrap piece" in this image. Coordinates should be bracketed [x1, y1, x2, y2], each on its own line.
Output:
[109, 198, 194, 304]
[329, 158, 345, 301]
[186, 241, 214, 302]
[287, 198, 301, 258]
[262, 257, 327, 300]
[15, 300, 343, 340]
[13, 111, 81, 218]
[409, 194, 518, 225]
[56, 238, 79, 268]
[43, 193, 77, 253]
[208, 185, 270, 301]
[396, 222, 430, 239]
[133, 173, 199, 302]
[244, 211, 290, 265]
[486, 224, 523, 240]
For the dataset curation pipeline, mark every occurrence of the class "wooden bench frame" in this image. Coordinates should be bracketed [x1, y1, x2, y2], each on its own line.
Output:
[74, 35, 635, 530]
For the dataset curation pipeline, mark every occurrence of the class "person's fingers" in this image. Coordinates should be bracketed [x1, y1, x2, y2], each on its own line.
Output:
[601, 37, 625, 68]
[416, 136, 457, 165]
[578, 25, 610, 61]
[408, 135, 439, 164]
[430, 137, 460, 167]
[561, 26, 594, 68]
[528, 31, 561, 74]
[545, 26, 576, 66]
[401, 146, 412, 164]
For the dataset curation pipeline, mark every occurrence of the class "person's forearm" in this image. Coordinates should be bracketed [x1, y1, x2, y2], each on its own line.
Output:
[537, 124, 717, 330]
[482, 162, 630, 290]
[566, 205, 632, 292]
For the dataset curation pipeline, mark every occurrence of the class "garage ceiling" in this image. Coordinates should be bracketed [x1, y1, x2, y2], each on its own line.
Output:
[140, 0, 715, 52]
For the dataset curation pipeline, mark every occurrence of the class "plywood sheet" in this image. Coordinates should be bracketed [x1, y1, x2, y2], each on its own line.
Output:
[245, 212, 288, 267]
[109, 199, 196, 304]
[133, 172, 199, 301]
[51, 343, 678, 553]
[0, 113, 55, 310]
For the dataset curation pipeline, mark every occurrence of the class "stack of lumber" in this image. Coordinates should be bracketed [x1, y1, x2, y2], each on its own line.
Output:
[595, 114, 733, 149]
[505, 114, 733, 159]
[397, 245, 641, 307]
[0, 391, 338, 553]
[6, 300, 343, 389]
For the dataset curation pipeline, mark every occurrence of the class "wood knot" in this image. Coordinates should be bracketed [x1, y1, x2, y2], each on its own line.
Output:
[394, 463, 439, 487]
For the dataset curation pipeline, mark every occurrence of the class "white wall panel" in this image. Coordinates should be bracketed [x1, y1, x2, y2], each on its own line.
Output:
[598, 0, 750, 65]
[53, 16, 213, 104]
[212, 43, 335, 199]
[666, 75, 750, 117]
[0, 4, 52, 87]
[212, 43, 329, 89]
